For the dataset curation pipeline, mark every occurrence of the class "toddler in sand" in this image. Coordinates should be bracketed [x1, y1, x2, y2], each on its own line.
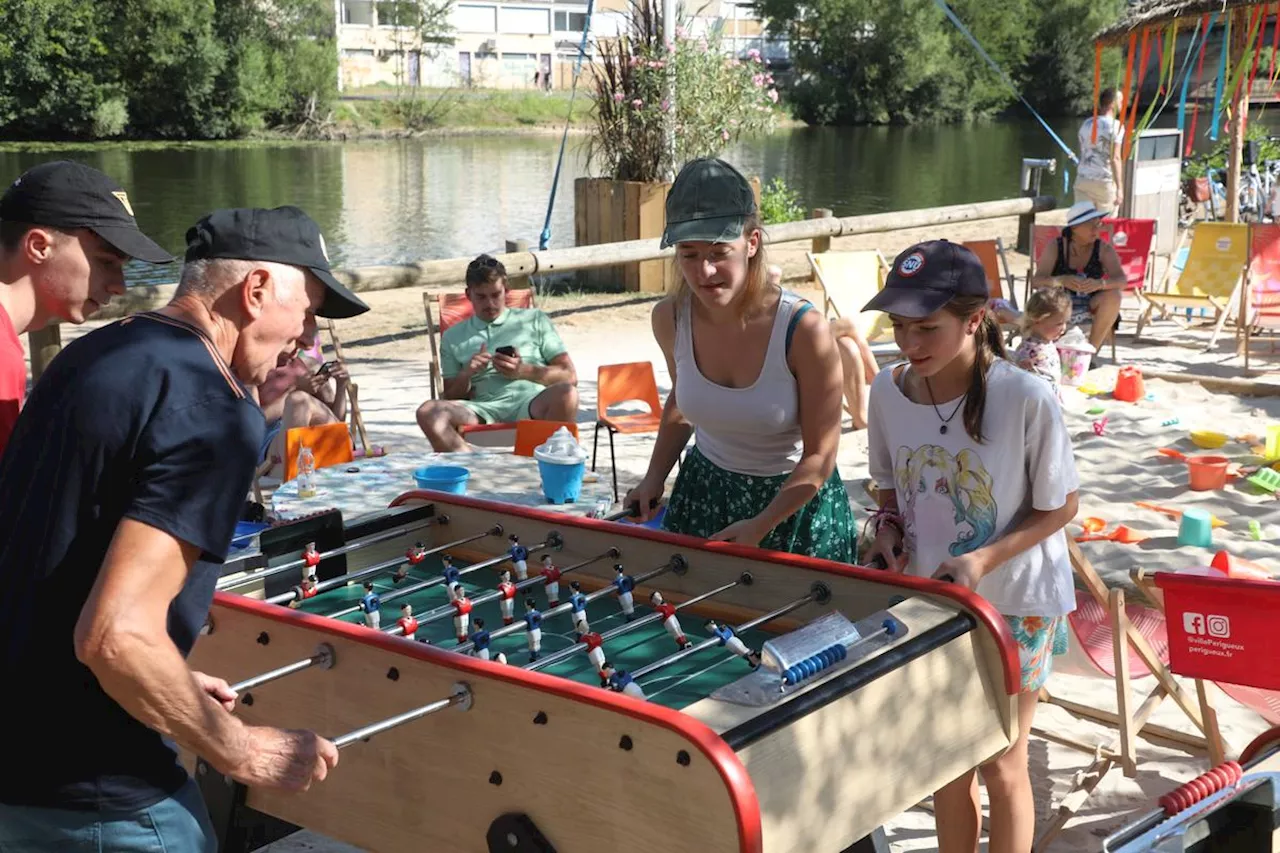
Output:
[1013, 286, 1071, 398]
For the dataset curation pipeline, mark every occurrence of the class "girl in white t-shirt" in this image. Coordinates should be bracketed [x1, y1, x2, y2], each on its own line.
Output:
[861, 239, 1079, 853]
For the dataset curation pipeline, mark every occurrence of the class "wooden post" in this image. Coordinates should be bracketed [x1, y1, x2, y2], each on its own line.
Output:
[1226, 7, 1249, 224]
[809, 208, 833, 282]
[504, 239, 531, 290]
[28, 326, 62, 382]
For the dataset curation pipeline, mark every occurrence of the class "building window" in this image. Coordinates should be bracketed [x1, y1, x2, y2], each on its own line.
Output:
[452, 3, 497, 32]
[498, 6, 550, 35]
[501, 52, 538, 77]
[554, 10, 588, 32]
[342, 0, 374, 25]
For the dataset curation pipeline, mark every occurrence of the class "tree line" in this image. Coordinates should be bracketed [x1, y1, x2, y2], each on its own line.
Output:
[0, 0, 339, 140]
[755, 0, 1127, 125]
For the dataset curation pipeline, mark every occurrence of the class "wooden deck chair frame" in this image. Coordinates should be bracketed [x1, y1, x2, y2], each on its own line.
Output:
[805, 250, 899, 357]
[319, 318, 371, 457]
[1238, 223, 1280, 371]
[1134, 222, 1247, 351]
[1031, 541, 1228, 850]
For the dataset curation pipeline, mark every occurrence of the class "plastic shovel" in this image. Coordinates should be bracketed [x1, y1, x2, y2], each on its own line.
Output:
[1134, 500, 1228, 529]
[1075, 524, 1149, 544]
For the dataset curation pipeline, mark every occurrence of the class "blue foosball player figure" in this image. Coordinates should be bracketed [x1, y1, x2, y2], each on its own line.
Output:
[568, 581, 590, 640]
[600, 661, 645, 699]
[360, 581, 381, 629]
[612, 564, 635, 621]
[469, 618, 492, 661]
[508, 534, 529, 580]
[442, 555, 462, 601]
[705, 619, 762, 668]
[523, 598, 543, 662]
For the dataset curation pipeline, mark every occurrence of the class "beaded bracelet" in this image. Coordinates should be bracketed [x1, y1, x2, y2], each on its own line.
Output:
[867, 506, 904, 537]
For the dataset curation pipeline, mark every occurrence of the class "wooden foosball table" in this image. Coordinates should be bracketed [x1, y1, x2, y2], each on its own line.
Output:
[197, 491, 1022, 853]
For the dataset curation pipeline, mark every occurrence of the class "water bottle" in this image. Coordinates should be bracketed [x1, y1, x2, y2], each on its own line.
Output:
[296, 444, 317, 498]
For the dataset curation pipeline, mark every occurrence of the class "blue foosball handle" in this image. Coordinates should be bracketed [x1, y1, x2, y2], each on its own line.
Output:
[782, 643, 848, 686]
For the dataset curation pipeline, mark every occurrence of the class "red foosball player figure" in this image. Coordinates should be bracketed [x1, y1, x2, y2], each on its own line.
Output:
[450, 584, 473, 643]
[496, 569, 518, 625]
[580, 630, 606, 673]
[302, 541, 320, 582]
[600, 661, 646, 699]
[395, 541, 428, 583]
[398, 603, 419, 640]
[540, 554, 562, 607]
[288, 574, 319, 609]
[649, 591, 692, 650]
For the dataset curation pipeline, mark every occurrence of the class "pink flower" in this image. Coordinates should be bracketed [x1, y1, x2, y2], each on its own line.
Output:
[752, 73, 765, 86]
[660, 99, 670, 112]
[768, 88, 779, 103]
[721, 129, 729, 140]
[632, 98, 643, 108]
[747, 48, 762, 62]
[614, 92, 624, 102]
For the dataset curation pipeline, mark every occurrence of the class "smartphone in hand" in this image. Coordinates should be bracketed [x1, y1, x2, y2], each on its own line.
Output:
[496, 346, 517, 358]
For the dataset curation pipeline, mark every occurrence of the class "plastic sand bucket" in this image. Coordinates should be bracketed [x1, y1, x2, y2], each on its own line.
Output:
[533, 427, 588, 504]
[1187, 454, 1230, 491]
[1113, 366, 1145, 403]
[1177, 508, 1215, 548]
[1055, 327, 1096, 387]
[413, 465, 470, 494]
[231, 521, 269, 550]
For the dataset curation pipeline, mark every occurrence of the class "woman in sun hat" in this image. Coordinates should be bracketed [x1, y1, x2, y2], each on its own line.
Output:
[622, 157, 854, 562]
[1030, 200, 1127, 359]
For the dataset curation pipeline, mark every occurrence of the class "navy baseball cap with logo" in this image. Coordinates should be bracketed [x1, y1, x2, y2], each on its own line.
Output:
[183, 206, 369, 319]
[0, 160, 173, 264]
[862, 239, 989, 318]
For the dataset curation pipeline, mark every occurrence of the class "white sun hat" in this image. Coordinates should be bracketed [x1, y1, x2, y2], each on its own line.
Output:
[1065, 200, 1107, 228]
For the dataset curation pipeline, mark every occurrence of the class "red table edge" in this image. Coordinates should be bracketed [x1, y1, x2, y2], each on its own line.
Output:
[385, 489, 1021, 694]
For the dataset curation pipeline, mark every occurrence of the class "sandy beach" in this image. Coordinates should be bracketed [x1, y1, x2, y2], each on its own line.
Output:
[29, 210, 1280, 851]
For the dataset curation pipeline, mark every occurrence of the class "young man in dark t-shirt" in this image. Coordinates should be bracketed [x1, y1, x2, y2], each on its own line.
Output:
[0, 205, 369, 852]
[0, 159, 174, 456]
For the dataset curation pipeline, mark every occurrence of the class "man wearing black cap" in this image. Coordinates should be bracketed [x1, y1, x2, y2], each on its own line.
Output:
[0, 159, 174, 456]
[0, 206, 368, 851]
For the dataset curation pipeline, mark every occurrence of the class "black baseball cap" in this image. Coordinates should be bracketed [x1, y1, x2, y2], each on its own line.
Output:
[862, 240, 989, 318]
[0, 160, 173, 264]
[183, 206, 369, 319]
[660, 157, 757, 249]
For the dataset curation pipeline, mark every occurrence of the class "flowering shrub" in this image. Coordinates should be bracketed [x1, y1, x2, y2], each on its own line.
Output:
[586, 0, 780, 183]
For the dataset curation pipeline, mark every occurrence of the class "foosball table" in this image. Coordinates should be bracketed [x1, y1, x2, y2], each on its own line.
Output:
[198, 490, 1022, 853]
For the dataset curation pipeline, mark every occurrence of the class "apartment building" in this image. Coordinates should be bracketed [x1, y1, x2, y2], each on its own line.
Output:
[335, 0, 785, 91]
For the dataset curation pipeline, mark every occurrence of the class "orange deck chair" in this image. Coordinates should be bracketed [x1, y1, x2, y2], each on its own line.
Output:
[283, 422, 355, 482]
[592, 362, 665, 502]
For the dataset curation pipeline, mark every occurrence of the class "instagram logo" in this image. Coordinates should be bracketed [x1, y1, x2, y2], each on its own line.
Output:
[1183, 613, 1231, 638]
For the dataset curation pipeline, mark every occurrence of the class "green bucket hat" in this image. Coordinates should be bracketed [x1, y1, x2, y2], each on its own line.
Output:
[659, 157, 757, 249]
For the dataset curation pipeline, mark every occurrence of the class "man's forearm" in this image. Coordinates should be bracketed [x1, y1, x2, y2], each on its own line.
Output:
[81, 629, 248, 773]
[442, 372, 473, 400]
[519, 362, 575, 386]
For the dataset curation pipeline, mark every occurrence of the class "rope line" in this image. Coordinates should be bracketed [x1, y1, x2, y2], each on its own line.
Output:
[538, 0, 596, 251]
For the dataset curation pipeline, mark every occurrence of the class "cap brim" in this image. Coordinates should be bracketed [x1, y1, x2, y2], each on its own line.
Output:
[310, 267, 370, 319]
[861, 285, 954, 319]
[1067, 211, 1107, 227]
[660, 214, 747, 249]
[91, 224, 175, 265]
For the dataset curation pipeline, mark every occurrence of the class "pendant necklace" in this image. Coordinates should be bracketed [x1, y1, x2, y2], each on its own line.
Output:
[923, 376, 966, 435]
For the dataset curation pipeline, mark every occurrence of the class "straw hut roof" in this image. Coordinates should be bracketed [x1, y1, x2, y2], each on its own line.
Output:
[1095, 0, 1270, 45]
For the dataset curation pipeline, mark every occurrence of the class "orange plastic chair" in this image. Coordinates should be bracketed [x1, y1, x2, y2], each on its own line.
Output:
[284, 422, 354, 482]
[514, 419, 579, 457]
[593, 362, 664, 501]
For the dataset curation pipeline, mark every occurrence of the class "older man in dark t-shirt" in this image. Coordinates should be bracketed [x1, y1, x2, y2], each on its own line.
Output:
[0, 206, 369, 852]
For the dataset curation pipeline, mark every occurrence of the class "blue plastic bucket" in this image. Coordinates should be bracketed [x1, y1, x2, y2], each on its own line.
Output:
[537, 459, 585, 503]
[231, 521, 269, 551]
[413, 465, 470, 495]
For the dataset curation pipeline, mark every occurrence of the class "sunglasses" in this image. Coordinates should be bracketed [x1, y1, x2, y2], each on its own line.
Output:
[467, 256, 501, 271]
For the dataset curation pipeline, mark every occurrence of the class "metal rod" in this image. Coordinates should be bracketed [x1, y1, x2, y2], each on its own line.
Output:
[327, 538, 553, 622]
[387, 547, 621, 636]
[231, 644, 335, 694]
[526, 575, 740, 672]
[263, 529, 499, 606]
[631, 590, 816, 681]
[218, 516, 450, 591]
[452, 558, 672, 653]
[332, 682, 472, 749]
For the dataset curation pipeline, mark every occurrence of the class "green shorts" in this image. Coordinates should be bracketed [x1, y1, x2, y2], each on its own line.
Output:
[461, 394, 535, 425]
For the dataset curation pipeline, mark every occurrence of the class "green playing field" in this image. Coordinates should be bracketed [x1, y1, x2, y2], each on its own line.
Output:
[290, 553, 777, 710]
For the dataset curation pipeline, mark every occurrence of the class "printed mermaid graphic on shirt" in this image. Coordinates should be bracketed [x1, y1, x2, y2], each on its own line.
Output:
[893, 445, 998, 558]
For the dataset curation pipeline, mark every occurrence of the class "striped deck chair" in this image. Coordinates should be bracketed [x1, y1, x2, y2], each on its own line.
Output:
[806, 250, 899, 355]
[1240, 223, 1280, 370]
[1135, 221, 1248, 349]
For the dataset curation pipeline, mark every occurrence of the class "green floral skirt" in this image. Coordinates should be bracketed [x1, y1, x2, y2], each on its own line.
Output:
[662, 445, 856, 563]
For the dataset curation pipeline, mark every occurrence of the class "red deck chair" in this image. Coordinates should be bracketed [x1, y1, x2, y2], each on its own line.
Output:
[1240, 223, 1280, 370]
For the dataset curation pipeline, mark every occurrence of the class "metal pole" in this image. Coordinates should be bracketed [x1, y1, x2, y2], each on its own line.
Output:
[452, 559, 675, 653]
[526, 574, 743, 672]
[262, 528, 497, 606]
[231, 644, 336, 694]
[661, 0, 677, 180]
[217, 516, 453, 592]
[630, 590, 816, 681]
[332, 683, 473, 748]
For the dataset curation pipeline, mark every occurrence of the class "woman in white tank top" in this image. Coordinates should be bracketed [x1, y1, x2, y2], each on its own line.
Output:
[623, 158, 854, 563]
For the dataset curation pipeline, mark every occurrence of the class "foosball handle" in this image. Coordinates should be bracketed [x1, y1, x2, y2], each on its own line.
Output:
[781, 643, 848, 687]
[1158, 761, 1243, 816]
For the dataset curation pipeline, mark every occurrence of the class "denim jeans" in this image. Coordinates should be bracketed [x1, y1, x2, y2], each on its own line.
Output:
[0, 776, 217, 852]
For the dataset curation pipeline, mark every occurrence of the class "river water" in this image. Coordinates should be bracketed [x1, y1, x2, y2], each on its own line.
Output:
[0, 115, 1257, 287]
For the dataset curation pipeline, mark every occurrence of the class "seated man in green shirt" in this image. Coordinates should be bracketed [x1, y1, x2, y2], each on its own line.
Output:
[416, 254, 579, 451]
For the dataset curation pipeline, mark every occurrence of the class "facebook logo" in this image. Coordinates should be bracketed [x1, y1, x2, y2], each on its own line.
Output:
[1183, 613, 1231, 638]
